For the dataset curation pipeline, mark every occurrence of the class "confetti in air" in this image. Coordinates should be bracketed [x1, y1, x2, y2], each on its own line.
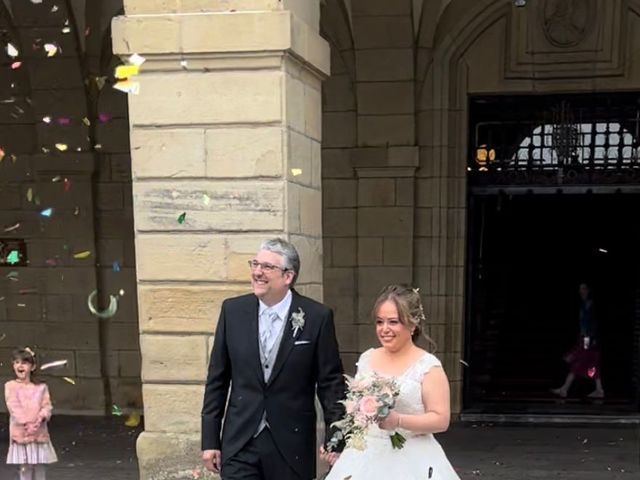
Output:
[5, 251, 19, 265]
[73, 251, 91, 259]
[40, 360, 68, 371]
[112, 405, 123, 416]
[55, 143, 68, 151]
[6, 43, 18, 58]
[62, 377, 76, 385]
[43, 43, 59, 57]
[40, 208, 53, 217]
[177, 212, 187, 224]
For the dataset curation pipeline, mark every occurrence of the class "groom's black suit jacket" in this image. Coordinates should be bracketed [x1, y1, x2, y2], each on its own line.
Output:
[201, 290, 345, 479]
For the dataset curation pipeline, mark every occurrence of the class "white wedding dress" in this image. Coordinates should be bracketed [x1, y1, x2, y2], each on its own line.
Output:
[325, 349, 460, 480]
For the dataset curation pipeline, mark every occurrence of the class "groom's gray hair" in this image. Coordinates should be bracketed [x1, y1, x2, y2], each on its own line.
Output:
[259, 238, 300, 285]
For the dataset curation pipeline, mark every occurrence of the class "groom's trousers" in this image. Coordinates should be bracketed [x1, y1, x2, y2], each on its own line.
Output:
[221, 429, 305, 480]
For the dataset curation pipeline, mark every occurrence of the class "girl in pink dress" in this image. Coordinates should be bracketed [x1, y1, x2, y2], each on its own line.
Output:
[4, 348, 58, 480]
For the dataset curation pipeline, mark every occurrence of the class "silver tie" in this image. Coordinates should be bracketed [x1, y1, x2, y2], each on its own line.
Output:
[260, 309, 279, 360]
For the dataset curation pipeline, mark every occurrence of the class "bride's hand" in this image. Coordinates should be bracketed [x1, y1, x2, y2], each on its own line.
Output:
[378, 410, 401, 431]
[319, 445, 339, 465]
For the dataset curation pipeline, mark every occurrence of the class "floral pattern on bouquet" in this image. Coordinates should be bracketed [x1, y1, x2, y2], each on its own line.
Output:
[327, 372, 406, 452]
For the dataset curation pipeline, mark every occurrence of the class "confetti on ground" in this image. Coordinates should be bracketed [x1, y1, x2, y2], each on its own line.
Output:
[82, 117, 90, 126]
[27, 188, 33, 202]
[42, 116, 51, 123]
[112, 261, 120, 272]
[62, 377, 76, 385]
[40, 208, 53, 217]
[6, 43, 18, 57]
[291, 168, 303, 176]
[51, 4, 58, 12]
[11, 61, 21, 70]
[55, 143, 68, 151]
[4, 223, 20, 232]
[178, 212, 187, 224]
[73, 251, 91, 259]
[115, 64, 140, 79]
[6, 250, 19, 265]
[40, 360, 68, 371]
[44, 43, 59, 57]
[62, 26, 71, 34]
[112, 405, 123, 416]
[52, 175, 61, 182]
[203, 194, 211, 206]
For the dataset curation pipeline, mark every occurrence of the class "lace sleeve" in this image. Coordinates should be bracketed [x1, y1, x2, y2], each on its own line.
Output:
[354, 348, 374, 378]
[417, 353, 443, 379]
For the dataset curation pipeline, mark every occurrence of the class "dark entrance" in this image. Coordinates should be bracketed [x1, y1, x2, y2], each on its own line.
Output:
[465, 94, 640, 414]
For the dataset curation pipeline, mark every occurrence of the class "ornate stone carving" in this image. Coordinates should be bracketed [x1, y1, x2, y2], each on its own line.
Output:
[541, 0, 596, 48]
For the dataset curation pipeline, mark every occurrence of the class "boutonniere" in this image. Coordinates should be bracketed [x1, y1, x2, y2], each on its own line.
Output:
[291, 307, 305, 338]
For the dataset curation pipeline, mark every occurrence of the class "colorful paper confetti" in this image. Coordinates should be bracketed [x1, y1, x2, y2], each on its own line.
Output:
[128, 53, 146, 66]
[3, 223, 20, 233]
[55, 143, 68, 151]
[40, 208, 53, 217]
[113, 80, 140, 95]
[291, 168, 303, 176]
[112, 405, 123, 416]
[73, 251, 91, 259]
[6, 250, 19, 265]
[115, 64, 140, 79]
[62, 377, 76, 385]
[44, 43, 59, 57]
[6, 43, 18, 58]
[0, 147, 5, 162]
[112, 261, 120, 272]
[26, 188, 33, 203]
[40, 360, 68, 371]
[177, 212, 187, 224]
[11, 61, 21, 70]
[63, 177, 71, 192]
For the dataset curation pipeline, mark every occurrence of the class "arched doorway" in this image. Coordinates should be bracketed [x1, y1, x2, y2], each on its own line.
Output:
[466, 93, 640, 413]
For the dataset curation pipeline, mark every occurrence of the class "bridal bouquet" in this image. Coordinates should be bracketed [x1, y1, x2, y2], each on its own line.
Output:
[327, 373, 406, 451]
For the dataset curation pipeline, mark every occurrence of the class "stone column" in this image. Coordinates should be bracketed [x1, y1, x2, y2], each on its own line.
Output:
[111, 1, 328, 478]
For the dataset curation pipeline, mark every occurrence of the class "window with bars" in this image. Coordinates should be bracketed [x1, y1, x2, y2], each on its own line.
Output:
[469, 94, 640, 185]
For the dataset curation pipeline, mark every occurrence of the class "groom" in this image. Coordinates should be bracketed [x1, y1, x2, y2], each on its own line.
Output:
[201, 238, 345, 479]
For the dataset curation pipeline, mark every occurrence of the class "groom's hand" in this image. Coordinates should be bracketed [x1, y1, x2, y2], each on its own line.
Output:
[202, 449, 221, 473]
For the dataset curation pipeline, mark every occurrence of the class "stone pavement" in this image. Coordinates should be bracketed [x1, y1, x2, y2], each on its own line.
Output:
[0, 417, 637, 479]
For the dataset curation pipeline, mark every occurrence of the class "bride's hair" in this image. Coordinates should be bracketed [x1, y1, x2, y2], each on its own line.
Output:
[372, 284, 437, 352]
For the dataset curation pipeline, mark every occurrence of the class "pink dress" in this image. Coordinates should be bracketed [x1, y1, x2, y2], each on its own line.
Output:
[4, 380, 58, 464]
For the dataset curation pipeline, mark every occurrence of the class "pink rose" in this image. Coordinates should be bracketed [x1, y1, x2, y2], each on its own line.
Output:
[359, 396, 380, 418]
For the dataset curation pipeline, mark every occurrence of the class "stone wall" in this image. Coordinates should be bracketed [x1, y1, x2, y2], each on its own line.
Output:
[0, 0, 140, 415]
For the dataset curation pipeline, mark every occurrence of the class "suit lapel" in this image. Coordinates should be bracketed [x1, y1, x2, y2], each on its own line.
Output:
[266, 290, 299, 387]
[245, 296, 265, 385]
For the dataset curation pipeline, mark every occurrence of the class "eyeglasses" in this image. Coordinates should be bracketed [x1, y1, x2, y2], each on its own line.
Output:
[247, 260, 289, 273]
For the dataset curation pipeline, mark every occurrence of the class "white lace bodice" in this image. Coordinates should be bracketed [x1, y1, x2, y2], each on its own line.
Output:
[355, 348, 442, 438]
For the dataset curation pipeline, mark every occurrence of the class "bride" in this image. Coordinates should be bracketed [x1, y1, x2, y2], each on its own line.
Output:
[321, 284, 460, 480]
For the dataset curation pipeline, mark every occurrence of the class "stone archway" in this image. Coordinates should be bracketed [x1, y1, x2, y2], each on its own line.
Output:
[416, 0, 640, 412]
